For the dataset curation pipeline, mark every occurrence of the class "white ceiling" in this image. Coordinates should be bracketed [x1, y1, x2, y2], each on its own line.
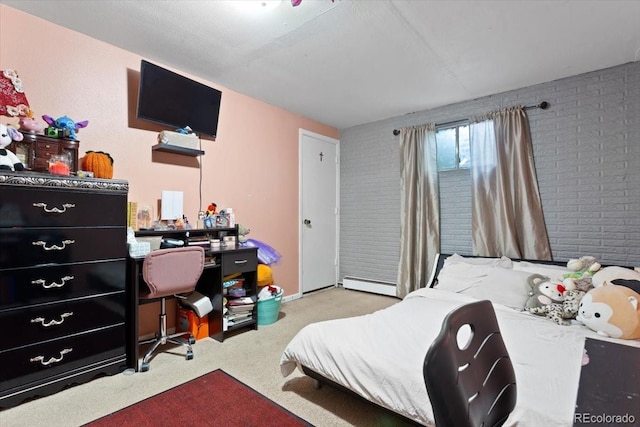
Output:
[3, 0, 640, 129]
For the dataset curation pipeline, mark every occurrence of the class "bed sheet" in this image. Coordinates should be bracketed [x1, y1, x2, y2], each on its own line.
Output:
[280, 287, 640, 426]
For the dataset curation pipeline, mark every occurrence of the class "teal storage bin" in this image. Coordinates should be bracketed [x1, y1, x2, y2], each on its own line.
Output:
[257, 291, 283, 326]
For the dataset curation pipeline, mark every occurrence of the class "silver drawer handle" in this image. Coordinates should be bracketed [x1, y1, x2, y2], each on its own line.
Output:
[30, 348, 73, 366]
[32, 202, 76, 214]
[31, 312, 74, 327]
[234, 259, 248, 264]
[32, 240, 75, 251]
[32, 276, 74, 289]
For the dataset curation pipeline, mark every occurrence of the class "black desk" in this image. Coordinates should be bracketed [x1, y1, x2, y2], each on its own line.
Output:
[574, 338, 640, 425]
[126, 229, 258, 371]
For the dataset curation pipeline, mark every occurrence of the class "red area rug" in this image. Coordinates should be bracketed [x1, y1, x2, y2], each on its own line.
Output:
[85, 369, 312, 427]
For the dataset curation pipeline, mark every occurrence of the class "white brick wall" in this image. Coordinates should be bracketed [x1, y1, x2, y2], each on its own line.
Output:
[340, 61, 640, 284]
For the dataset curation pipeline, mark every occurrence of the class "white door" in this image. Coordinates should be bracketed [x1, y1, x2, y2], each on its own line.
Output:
[300, 130, 339, 294]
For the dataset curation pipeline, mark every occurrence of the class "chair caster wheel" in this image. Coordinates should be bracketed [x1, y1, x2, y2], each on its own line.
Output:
[188, 336, 196, 345]
[141, 362, 150, 372]
[186, 351, 194, 360]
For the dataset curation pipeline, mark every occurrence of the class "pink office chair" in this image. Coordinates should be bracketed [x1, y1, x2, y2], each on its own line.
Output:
[139, 246, 205, 372]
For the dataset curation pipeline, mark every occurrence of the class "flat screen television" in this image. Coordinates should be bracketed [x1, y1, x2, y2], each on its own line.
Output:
[137, 60, 222, 139]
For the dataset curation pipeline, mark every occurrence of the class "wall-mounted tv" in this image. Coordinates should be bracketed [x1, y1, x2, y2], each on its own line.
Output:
[137, 60, 222, 139]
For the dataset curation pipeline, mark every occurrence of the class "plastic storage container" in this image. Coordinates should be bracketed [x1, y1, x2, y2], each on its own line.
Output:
[257, 291, 283, 326]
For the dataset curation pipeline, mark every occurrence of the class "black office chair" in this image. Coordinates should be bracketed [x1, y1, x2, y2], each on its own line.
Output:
[423, 300, 517, 427]
[139, 246, 205, 372]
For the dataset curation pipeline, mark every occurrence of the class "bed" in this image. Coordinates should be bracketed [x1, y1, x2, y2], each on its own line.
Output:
[280, 253, 640, 426]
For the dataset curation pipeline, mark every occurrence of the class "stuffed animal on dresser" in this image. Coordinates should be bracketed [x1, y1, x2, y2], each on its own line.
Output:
[42, 114, 88, 140]
[0, 123, 25, 171]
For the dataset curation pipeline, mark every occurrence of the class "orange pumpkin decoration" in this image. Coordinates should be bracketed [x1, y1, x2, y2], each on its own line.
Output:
[81, 151, 114, 179]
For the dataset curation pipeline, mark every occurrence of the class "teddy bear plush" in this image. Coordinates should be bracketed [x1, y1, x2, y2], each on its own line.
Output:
[0, 123, 25, 171]
[526, 274, 571, 325]
[237, 224, 250, 243]
[576, 283, 640, 339]
[563, 256, 601, 292]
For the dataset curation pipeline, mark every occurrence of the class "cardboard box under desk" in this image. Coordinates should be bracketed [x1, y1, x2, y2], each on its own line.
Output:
[176, 306, 209, 340]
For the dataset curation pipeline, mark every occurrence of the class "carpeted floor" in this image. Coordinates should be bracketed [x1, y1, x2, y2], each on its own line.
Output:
[0, 287, 416, 426]
[84, 369, 311, 427]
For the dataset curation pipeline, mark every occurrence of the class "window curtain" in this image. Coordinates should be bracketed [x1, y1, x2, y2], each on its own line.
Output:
[397, 124, 440, 298]
[469, 107, 551, 260]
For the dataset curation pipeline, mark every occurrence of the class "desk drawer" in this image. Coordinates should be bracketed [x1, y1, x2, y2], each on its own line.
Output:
[0, 292, 125, 350]
[0, 227, 126, 269]
[222, 250, 257, 274]
[0, 325, 125, 391]
[0, 260, 125, 310]
[0, 186, 126, 227]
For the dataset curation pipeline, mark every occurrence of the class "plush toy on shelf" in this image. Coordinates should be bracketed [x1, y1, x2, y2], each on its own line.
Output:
[18, 109, 45, 134]
[0, 123, 25, 171]
[576, 283, 640, 340]
[237, 224, 250, 243]
[81, 150, 114, 179]
[42, 114, 88, 140]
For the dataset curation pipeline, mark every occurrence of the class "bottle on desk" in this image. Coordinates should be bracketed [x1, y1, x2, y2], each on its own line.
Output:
[227, 208, 235, 227]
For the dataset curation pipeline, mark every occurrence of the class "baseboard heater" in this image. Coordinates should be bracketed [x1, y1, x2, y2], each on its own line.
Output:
[341, 276, 397, 297]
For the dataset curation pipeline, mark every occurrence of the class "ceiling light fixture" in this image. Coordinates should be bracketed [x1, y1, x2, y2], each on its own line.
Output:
[256, 0, 282, 10]
[234, 0, 281, 13]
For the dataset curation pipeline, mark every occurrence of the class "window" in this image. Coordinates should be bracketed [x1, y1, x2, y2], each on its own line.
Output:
[436, 122, 470, 171]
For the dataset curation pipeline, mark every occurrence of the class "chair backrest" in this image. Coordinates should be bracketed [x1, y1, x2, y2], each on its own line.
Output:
[141, 246, 205, 299]
[423, 300, 517, 427]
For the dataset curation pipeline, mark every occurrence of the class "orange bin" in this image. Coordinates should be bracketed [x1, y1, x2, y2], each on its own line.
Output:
[176, 306, 209, 340]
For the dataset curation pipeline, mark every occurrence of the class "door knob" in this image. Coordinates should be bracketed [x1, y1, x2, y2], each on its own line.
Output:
[303, 219, 311, 225]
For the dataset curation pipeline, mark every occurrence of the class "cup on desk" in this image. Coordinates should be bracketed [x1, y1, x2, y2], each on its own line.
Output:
[210, 239, 220, 250]
[223, 236, 236, 249]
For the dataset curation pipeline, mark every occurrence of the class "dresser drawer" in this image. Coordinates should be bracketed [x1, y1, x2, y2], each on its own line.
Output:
[35, 141, 59, 158]
[0, 260, 125, 310]
[0, 186, 126, 227]
[0, 325, 125, 391]
[222, 249, 258, 274]
[1, 292, 125, 350]
[0, 227, 126, 269]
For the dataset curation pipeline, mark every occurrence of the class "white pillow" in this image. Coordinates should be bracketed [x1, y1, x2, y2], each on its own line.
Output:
[512, 261, 570, 282]
[459, 268, 533, 310]
[436, 262, 495, 292]
[444, 253, 513, 269]
[436, 263, 532, 309]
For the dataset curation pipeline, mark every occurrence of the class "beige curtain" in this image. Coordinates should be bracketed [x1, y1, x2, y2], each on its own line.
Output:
[397, 124, 440, 298]
[469, 107, 551, 260]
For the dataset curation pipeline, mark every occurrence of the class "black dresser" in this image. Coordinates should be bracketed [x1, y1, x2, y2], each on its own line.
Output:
[0, 171, 129, 408]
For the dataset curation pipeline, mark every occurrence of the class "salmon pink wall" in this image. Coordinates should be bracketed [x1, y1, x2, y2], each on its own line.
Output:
[0, 5, 339, 335]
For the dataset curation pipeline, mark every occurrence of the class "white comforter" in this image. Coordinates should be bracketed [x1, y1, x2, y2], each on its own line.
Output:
[280, 287, 640, 426]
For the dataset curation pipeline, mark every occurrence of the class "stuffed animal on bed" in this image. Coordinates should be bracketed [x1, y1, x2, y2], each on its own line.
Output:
[563, 256, 601, 292]
[591, 266, 640, 288]
[576, 283, 640, 340]
[526, 274, 571, 325]
[562, 289, 587, 320]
